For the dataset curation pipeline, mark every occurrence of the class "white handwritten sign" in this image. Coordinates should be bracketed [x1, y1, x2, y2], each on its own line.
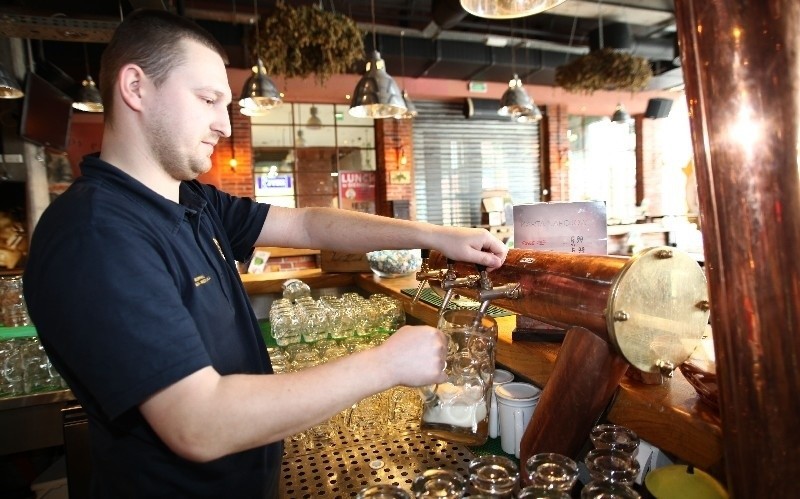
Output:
[513, 201, 607, 255]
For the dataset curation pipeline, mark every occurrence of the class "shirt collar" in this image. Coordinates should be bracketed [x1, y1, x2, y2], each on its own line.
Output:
[79, 154, 208, 232]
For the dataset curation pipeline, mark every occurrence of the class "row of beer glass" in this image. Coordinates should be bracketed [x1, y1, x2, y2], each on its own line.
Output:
[354, 422, 642, 498]
[269, 292, 405, 347]
[269, 292, 420, 450]
[0, 335, 66, 398]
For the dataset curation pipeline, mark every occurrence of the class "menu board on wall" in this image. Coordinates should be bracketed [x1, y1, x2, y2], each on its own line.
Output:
[513, 201, 608, 255]
[338, 170, 376, 214]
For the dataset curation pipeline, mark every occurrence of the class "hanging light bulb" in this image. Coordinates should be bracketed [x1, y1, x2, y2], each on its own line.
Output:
[498, 74, 534, 117]
[73, 75, 103, 112]
[73, 44, 103, 112]
[611, 102, 633, 123]
[239, 0, 282, 115]
[349, 0, 407, 119]
[460, 0, 569, 19]
[0, 63, 23, 99]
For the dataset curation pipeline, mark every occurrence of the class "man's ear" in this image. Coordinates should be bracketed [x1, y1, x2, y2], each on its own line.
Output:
[117, 64, 146, 112]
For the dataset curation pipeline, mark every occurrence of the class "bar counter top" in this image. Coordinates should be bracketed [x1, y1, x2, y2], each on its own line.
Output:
[241, 269, 724, 476]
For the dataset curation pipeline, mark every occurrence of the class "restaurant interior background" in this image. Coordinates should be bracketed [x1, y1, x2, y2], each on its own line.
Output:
[0, 0, 701, 275]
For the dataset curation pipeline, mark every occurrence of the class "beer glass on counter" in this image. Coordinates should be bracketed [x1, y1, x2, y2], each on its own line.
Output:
[420, 309, 498, 446]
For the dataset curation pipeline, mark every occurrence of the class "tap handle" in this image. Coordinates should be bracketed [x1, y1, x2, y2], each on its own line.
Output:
[475, 263, 487, 273]
[421, 248, 431, 260]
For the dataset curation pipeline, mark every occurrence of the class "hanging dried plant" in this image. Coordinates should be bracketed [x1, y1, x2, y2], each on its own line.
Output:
[555, 48, 653, 93]
[256, 1, 364, 83]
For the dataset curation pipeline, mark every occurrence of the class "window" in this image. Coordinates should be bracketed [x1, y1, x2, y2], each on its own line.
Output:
[568, 116, 637, 224]
[412, 101, 542, 227]
[250, 104, 376, 209]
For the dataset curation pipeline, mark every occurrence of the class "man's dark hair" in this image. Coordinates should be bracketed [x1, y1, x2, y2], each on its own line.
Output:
[99, 9, 228, 122]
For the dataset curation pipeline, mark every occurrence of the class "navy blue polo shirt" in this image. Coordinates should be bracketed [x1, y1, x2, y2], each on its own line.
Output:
[24, 155, 282, 498]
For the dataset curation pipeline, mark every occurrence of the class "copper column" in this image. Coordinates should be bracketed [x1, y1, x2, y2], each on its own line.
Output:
[674, 0, 800, 496]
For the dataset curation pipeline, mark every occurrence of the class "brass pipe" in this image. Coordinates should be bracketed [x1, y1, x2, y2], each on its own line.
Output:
[674, 0, 800, 495]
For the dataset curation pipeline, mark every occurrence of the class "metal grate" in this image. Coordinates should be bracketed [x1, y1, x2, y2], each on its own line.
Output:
[281, 424, 475, 498]
[400, 288, 514, 317]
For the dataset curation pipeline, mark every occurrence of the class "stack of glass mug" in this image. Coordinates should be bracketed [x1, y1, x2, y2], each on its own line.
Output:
[267, 287, 420, 449]
[0, 275, 66, 398]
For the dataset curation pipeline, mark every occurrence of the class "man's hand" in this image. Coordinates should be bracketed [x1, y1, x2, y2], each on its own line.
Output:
[376, 325, 448, 387]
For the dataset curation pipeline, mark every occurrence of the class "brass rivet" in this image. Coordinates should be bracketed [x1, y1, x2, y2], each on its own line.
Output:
[613, 310, 629, 321]
[696, 300, 711, 311]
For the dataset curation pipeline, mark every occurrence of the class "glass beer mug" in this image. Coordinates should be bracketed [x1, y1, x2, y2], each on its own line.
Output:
[420, 309, 498, 445]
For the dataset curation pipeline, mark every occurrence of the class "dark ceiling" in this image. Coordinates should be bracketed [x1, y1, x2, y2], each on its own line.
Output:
[0, 0, 682, 91]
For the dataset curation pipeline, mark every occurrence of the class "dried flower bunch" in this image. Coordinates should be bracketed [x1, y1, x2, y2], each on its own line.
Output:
[555, 48, 653, 93]
[257, 1, 364, 83]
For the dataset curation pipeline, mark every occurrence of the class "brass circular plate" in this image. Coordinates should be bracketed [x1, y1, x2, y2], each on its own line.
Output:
[606, 247, 710, 374]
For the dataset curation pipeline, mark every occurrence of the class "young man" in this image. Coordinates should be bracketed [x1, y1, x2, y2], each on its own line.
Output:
[23, 9, 507, 499]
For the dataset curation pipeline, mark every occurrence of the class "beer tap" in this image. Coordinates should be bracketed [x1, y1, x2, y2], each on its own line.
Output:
[439, 258, 480, 315]
[473, 264, 522, 324]
[412, 249, 447, 304]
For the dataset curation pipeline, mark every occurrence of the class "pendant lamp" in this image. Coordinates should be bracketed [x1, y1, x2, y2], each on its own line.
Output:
[239, 0, 282, 114]
[239, 58, 282, 112]
[460, 0, 568, 19]
[498, 74, 534, 117]
[73, 44, 103, 112]
[611, 102, 632, 123]
[349, 0, 407, 119]
[0, 63, 23, 99]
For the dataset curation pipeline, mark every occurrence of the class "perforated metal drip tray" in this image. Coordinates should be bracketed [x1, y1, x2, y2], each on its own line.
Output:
[280, 424, 475, 498]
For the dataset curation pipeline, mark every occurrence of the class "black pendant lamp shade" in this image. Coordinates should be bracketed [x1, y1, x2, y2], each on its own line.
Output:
[349, 51, 407, 119]
[239, 58, 282, 112]
[72, 75, 103, 112]
[611, 103, 632, 123]
[498, 74, 533, 117]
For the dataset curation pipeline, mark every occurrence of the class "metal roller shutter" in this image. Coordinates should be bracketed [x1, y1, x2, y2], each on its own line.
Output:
[412, 100, 542, 227]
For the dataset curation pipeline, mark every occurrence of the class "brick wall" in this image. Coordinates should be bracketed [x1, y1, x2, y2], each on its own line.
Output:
[544, 104, 570, 201]
[375, 118, 415, 218]
[265, 255, 319, 273]
[203, 108, 256, 198]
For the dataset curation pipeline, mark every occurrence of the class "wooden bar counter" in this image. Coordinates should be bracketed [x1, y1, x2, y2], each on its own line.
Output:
[244, 270, 724, 476]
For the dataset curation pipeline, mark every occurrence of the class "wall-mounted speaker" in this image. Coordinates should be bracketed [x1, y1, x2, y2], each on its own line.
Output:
[645, 98, 673, 119]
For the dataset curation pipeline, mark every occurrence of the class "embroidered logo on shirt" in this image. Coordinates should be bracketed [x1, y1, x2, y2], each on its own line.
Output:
[212, 237, 227, 262]
[194, 275, 211, 287]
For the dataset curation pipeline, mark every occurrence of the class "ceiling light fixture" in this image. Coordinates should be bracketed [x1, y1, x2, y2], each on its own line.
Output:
[611, 102, 632, 123]
[0, 63, 23, 99]
[460, 0, 569, 19]
[349, 0, 406, 119]
[498, 24, 536, 119]
[239, 0, 282, 114]
[72, 44, 102, 112]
